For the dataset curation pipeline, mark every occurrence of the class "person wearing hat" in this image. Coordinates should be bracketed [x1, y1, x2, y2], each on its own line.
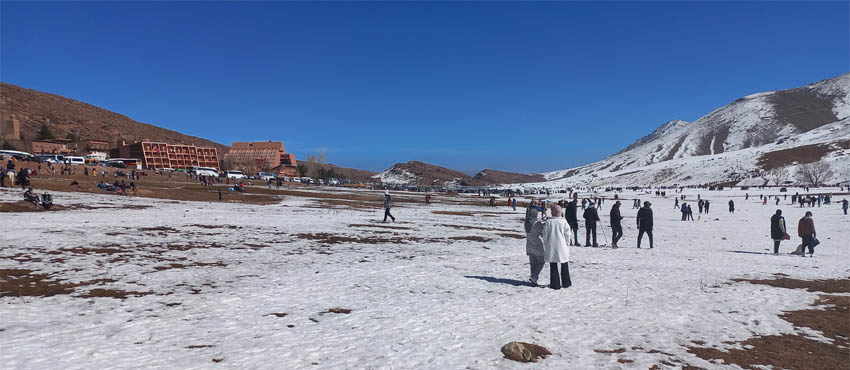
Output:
[582, 200, 600, 247]
[610, 200, 624, 248]
[636, 201, 654, 248]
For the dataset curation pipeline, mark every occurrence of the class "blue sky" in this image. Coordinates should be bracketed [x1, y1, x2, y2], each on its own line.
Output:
[2, 2, 848, 174]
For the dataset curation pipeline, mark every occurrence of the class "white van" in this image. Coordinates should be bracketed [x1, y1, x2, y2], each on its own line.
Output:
[191, 166, 219, 177]
[65, 156, 85, 165]
[257, 172, 276, 181]
[225, 170, 246, 179]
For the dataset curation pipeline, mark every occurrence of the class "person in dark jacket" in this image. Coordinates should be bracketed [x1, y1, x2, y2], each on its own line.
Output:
[797, 211, 817, 257]
[698, 199, 704, 214]
[565, 199, 579, 246]
[686, 204, 694, 221]
[680, 203, 688, 221]
[382, 190, 395, 223]
[583, 201, 600, 247]
[704, 200, 710, 213]
[842, 198, 848, 215]
[636, 201, 654, 248]
[610, 201, 624, 248]
[770, 210, 787, 254]
[728, 200, 735, 214]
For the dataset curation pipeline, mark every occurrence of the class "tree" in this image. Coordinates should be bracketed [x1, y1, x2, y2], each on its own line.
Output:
[305, 150, 327, 178]
[796, 161, 833, 186]
[297, 164, 308, 178]
[36, 123, 54, 140]
[65, 131, 79, 141]
[769, 167, 790, 186]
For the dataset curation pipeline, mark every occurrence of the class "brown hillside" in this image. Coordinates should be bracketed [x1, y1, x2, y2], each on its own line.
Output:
[0, 82, 229, 154]
[473, 169, 545, 184]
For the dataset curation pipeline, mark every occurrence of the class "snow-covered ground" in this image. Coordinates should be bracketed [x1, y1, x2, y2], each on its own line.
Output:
[1, 187, 848, 369]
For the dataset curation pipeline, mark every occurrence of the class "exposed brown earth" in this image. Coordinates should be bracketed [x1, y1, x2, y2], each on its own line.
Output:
[685, 277, 850, 370]
[756, 141, 848, 171]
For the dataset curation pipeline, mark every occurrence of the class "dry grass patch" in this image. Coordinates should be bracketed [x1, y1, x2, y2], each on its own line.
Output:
[0, 269, 116, 297]
[448, 236, 492, 243]
[732, 277, 850, 293]
[321, 308, 352, 314]
[348, 223, 411, 230]
[78, 288, 153, 299]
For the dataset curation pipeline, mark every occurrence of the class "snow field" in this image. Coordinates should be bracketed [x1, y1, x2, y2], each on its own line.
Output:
[1, 187, 848, 369]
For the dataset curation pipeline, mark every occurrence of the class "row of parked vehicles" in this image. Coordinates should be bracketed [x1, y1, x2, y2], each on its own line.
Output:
[0, 150, 141, 169]
[187, 166, 341, 185]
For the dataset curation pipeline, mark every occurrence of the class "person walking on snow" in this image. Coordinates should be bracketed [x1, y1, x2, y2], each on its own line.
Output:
[636, 201, 654, 249]
[524, 208, 545, 287]
[842, 198, 848, 215]
[698, 199, 704, 214]
[610, 201, 624, 248]
[704, 200, 710, 213]
[382, 190, 396, 223]
[797, 211, 817, 257]
[542, 204, 573, 289]
[583, 201, 600, 247]
[687, 204, 694, 221]
[565, 199, 580, 246]
[681, 203, 688, 221]
[770, 210, 788, 254]
[728, 199, 735, 214]
[674, 198, 679, 209]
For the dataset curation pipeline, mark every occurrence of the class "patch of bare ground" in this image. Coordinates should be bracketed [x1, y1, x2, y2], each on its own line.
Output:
[152, 261, 227, 272]
[498, 233, 525, 239]
[140, 226, 179, 233]
[731, 276, 850, 293]
[265, 313, 288, 318]
[687, 278, 850, 370]
[348, 223, 411, 230]
[61, 245, 128, 255]
[0, 269, 116, 297]
[189, 224, 242, 230]
[186, 344, 215, 349]
[448, 236, 492, 242]
[594, 348, 626, 354]
[77, 288, 153, 299]
[756, 142, 846, 171]
[295, 233, 439, 246]
[321, 308, 352, 314]
[0, 201, 67, 212]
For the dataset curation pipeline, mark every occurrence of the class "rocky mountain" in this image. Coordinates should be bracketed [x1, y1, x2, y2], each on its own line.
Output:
[473, 169, 545, 185]
[520, 72, 850, 188]
[373, 161, 544, 187]
[0, 82, 229, 154]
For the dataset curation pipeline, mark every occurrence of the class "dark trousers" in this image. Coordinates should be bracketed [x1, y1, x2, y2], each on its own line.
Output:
[637, 229, 653, 248]
[681, 213, 687, 221]
[773, 240, 781, 254]
[611, 225, 623, 245]
[549, 262, 572, 289]
[585, 224, 597, 246]
[801, 234, 815, 255]
[383, 208, 395, 222]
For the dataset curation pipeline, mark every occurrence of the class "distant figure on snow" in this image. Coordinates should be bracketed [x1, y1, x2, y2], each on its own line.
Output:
[704, 200, 710, 214]
[382, 190, 395, 223]
[636, 201, 654, 249]
[770, 210, 787, 254]
[610, 201, 624, 248]
[842, 198, 848, 215]
[542, 204, 572, 289]
[524, 207, 545, 287]
[565, 199, 579, 245]
[583, 201, 600, 247]
[797, 211, 817, 257]
[728, 200, 735, 214]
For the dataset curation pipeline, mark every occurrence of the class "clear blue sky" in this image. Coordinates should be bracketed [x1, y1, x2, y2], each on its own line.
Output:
[2, 1, 848, 174]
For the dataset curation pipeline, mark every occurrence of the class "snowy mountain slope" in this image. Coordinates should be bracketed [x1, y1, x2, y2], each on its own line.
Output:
[537, 73, 850, 187]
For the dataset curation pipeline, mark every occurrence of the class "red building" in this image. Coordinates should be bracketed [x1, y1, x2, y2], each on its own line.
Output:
[223, 141, 298, 176]
[109, 141, 219, 170]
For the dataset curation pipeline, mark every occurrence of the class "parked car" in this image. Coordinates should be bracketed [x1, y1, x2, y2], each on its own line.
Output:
[225, 170, 246, 179]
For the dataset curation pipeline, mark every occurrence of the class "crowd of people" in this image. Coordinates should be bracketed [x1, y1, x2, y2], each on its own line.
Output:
[516, 188, 847, 289]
